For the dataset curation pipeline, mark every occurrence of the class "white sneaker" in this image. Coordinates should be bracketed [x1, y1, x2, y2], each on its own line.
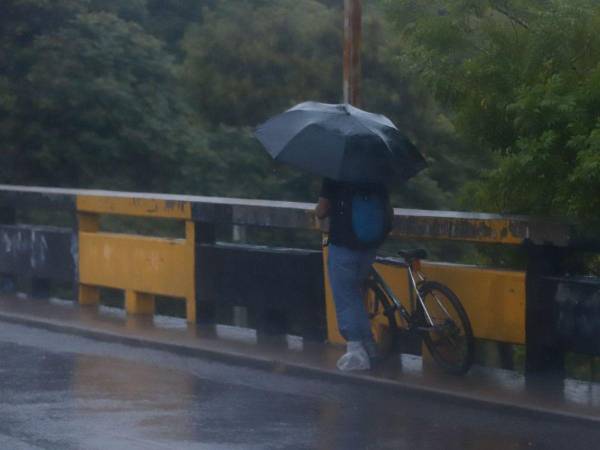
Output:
[336, 341, 371, 371]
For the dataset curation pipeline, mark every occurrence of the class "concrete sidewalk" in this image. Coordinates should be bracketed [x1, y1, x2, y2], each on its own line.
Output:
[0, 293, 599, 424]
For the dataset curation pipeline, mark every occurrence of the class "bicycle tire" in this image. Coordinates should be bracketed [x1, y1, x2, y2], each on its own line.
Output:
[417, 281, 474, 374]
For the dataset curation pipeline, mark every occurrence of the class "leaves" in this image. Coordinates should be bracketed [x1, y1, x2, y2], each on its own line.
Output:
[0, 0, 499, 212]
[0, 4, 204, 191]
[180, 0, 342, 127]
[385, 0, 600, 226]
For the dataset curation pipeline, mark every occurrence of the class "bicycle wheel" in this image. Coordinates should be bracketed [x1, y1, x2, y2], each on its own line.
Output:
[417, 281, 474, 374]
[364, 279, 398, 353]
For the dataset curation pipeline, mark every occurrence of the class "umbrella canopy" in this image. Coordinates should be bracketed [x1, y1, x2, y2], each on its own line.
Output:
[254, 101, 426, 184]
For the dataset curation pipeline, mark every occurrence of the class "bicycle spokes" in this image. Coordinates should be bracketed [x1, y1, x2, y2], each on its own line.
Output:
[365, 263, 474, 374]
[418, 282, 474, 374]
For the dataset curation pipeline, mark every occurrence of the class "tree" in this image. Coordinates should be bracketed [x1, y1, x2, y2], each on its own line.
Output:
[145, 0, 207, 56]
[180, 0, 479, 209]
[87, 0, 208, 57]
[383, 0, 600, 226]
[360, 4, 484, 209]
[0, 0, 485, 211]
[180, 0, 342, 127]
[0, 3, 207, 192]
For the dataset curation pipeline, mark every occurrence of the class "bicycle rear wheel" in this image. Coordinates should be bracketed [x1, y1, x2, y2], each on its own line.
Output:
[417, 281, 474, 374]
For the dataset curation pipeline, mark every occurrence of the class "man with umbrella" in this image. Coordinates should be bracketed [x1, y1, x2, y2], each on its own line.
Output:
[255, 102, 426, 371]
[315, 176, 391, 370]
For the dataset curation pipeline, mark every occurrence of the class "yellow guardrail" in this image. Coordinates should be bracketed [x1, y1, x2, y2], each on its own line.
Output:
[77, 195, 197, 322]
[323, 250, 525, 345]
[1, 185, 575, 358]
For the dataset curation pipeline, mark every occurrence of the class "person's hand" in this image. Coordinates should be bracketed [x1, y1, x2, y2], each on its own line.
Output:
[315, 197, 330, 219]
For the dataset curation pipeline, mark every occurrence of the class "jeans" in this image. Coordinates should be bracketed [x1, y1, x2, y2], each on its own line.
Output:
[327, 244, 377, 342]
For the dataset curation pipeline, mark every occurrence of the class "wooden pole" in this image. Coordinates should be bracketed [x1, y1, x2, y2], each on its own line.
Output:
[343, 0, 362, 107]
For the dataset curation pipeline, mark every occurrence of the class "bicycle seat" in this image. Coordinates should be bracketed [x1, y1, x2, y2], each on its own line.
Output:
[397, 249, 427, 261]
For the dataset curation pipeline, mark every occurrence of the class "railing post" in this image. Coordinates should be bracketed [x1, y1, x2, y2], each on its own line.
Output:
[77, 212, 100, 305]
[125, 290, 155, 315]
[525, 241, 567, 375]
[0, 206, 16, 293]
[184, 220, 196, 322]
[69, 209, 79, 303]
[196, 222, 217, 324]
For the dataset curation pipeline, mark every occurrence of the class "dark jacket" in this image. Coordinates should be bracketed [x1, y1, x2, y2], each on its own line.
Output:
[320, 178, 391, 250]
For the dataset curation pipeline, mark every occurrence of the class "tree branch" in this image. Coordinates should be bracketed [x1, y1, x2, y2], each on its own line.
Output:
[492, 4, 529, 30]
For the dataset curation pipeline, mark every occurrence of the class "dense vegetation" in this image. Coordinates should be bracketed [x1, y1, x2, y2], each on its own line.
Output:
[385, 0, 600, 227]
[1, 0, 599, 228]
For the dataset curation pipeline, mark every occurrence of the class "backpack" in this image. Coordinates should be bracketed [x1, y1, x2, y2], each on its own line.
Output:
[338, 183, 392, 249]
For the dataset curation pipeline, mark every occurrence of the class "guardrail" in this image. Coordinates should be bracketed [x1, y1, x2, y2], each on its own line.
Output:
[1, 184, 598, 376]
[76, 194, 196, 321]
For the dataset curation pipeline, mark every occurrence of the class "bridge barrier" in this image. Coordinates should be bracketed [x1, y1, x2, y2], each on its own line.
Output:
[76, 194, 196, 321]
[1, 184, 599, 376]
[200, 243, 326, 341]
[547, 276, 600, 358]
[0, 189, 76, 298]
[0, 224, 76, 297]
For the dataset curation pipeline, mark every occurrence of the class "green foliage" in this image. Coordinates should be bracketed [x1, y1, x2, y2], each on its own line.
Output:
[145, 0, 207, 54]
[0, 3, 205, 191]
[178, 0, 479, 209]
[180, 0, 342, 127]
[89, 0, 208, 56]
[0, 0, 490, 213]
[360, 5, 483, 210]
[384, 0, 600, 226]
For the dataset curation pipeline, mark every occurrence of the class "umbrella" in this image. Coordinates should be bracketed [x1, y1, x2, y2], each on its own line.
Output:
[254, 101, 426, 184]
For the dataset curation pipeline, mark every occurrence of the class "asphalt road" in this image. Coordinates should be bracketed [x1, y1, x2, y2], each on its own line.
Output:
[0, 321, 598, 450]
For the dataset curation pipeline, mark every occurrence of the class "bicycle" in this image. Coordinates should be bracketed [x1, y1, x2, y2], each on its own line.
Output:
[365, 249, 475, 375]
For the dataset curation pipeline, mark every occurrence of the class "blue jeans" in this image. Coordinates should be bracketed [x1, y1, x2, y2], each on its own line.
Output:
[328, 244, 377, 342]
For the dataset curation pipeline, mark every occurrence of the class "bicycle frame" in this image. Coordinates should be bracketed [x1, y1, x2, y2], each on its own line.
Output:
[368, 259, 434, 329]
[366, 255, 475, 374]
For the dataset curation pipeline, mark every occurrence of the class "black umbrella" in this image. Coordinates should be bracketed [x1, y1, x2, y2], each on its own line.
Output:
[254, 101, 426, 184]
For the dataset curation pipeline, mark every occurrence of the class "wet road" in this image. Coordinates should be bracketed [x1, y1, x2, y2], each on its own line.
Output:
[0, 321, 598, 450]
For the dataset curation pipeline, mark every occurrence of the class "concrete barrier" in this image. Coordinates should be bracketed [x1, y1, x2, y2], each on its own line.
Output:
[2, 184, 599, 374]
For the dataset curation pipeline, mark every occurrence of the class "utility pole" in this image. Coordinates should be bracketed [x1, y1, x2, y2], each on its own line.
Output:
[343, 0, 362, 107]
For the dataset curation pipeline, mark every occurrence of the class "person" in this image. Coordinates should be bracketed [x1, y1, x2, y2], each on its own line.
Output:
[315, 177, 392, 371]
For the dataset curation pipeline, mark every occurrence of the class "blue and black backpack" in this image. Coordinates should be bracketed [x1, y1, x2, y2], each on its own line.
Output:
[337, 183, 392, 249]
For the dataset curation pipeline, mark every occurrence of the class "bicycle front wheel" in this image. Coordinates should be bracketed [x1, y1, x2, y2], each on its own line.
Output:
[417, 281, 474, 374]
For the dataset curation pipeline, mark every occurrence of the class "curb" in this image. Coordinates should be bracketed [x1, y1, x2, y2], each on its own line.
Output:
[0, 310, 598, 426]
